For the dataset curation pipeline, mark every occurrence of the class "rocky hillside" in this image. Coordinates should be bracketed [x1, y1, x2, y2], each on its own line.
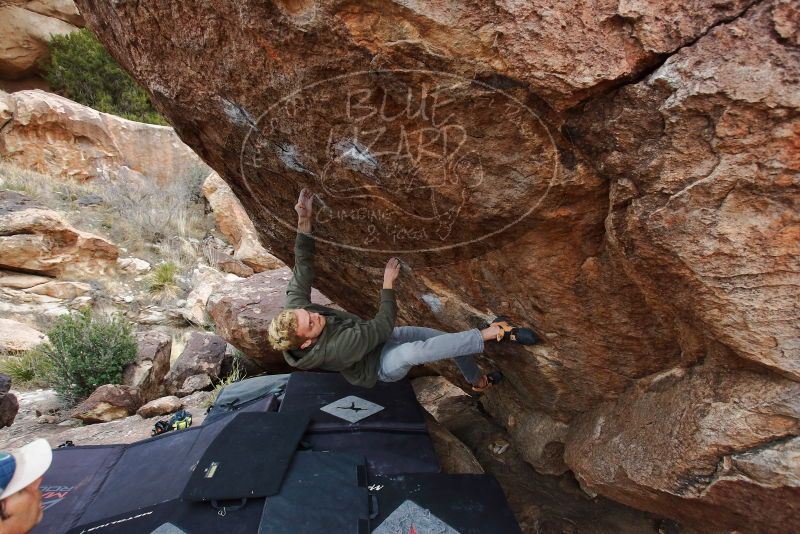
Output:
[0, 89, 292, 428]
[72, 1, 799, 531]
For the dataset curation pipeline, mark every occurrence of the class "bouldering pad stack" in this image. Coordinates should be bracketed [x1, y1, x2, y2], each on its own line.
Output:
[32, 372, 520, 533]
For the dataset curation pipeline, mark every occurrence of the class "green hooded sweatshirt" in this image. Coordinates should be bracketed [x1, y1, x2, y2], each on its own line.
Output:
[281, 232, 397, 387]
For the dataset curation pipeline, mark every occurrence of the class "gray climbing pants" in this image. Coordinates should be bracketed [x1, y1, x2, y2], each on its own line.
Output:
[377, 326, 484, 385]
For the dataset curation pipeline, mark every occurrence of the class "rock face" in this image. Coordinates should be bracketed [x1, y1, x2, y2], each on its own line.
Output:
[0, 317, 47, 352]
[0, 1, 82, 82]
[422, 409, 483, 475]
[206, 267, 334, 370]
[412, 376, 662, 532]
[70, 384, 142, 424]
[202, 172, 284, 273]
[0, 90, 203, 183]
[0, 190, 118, 278]
[76, 0, 799, 531]
[163, 332, 227, 396]
[122, 330, 172, 403]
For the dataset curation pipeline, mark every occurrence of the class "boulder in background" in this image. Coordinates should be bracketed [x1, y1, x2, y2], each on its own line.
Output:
[0, 90, 202, 183]
[0, 190, 118, 278]
[163, 331, 226, 396]
[0, 317, 47, 352]
[136, 395, 182, 418]
[70, 384, 142, 424]
[202, 172, 283, 273]
[122, 330, 171, 403]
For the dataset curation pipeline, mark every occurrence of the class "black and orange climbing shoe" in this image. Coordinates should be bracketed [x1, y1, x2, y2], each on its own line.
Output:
[471, 370, 504, 396]
[490, 316, 539, 345]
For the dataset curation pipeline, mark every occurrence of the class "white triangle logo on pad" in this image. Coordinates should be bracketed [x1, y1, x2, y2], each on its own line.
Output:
[320, 396, 384, 423]
[373, 499, 460, 533]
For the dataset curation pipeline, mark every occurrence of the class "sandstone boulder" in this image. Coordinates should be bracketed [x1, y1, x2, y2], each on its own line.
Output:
[76, 0, 800, 530]
[70, 384, 142, 424]
[0, 190, 118, 278]
[565, 358, 800, 532]
[117, 257, 151, 274]
[28, 388, 62, 416]
[424, 412, 483, 475]
[0, 285, 70, 317]
[0, 271, 51, 289]
[202, 172, 283, 273]
[163, 332, 226, 396]
[176, 374, 212, 397]
[0, 317, 47, 352]
[126, 304, 188, 327]
[136, 395, 182, 418]
[0, 392, 19, 428]
[122, 330, 171, 403]
[412, 377, 660, 532]
[0, 5, 78, 80]
[18, 0, 85, 27]
[26, 280, 91, 299]
[0, 90, 202, 183]
[206, 267, 333, 370]
[208, 249, 255, 278]
[0, 374, 15, 427]
[182, 265, 241, 327]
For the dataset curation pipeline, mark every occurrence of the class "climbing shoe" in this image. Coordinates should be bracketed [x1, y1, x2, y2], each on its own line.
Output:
[471, 370, 504, 396]
[490, 316, 539, 345]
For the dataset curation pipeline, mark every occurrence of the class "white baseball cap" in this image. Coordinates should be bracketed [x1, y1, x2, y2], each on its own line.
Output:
[0, 438, 52, 500]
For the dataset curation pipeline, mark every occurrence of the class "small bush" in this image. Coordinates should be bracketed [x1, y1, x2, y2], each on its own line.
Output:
[43, 29, 167, 125]
[148, 262, 179, 294]
[203, 362, 246, 409]
[0, 348, 53, 387]
[41, 308, 137, 405]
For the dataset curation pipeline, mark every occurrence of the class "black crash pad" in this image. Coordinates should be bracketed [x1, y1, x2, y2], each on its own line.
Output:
[258, 452, 371, 534]
[279, 372, 439, 475]
[369, 473, 522, 534]
[279, 372, 427, 431]
[182, 412, 309, 502]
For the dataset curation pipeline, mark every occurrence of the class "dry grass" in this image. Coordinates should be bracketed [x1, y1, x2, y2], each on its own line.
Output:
[203, 360, 246, 409]
[0, 162, 95, 207]
[0, 160, 215, 297]
[147, 262, 179, 295]
[0, 348, 53, 387]
[94, 163, 210, 262]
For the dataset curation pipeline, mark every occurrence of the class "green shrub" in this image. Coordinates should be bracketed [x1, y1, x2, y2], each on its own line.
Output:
[41, 308, 137, 405]
[148, 262, 179, 294]
[0, 347, 53, 387]
[203, 362, 246, 409]
[43, 29, 167, 125]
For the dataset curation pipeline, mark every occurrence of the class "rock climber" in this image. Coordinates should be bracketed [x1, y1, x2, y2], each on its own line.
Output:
[268, 189, 538, 393]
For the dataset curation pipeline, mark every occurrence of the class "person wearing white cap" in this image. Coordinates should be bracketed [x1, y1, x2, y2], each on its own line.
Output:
[0, 439, 52, 534]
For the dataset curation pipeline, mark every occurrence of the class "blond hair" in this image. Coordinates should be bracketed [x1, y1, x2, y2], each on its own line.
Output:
[268, 309, 303, 350]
